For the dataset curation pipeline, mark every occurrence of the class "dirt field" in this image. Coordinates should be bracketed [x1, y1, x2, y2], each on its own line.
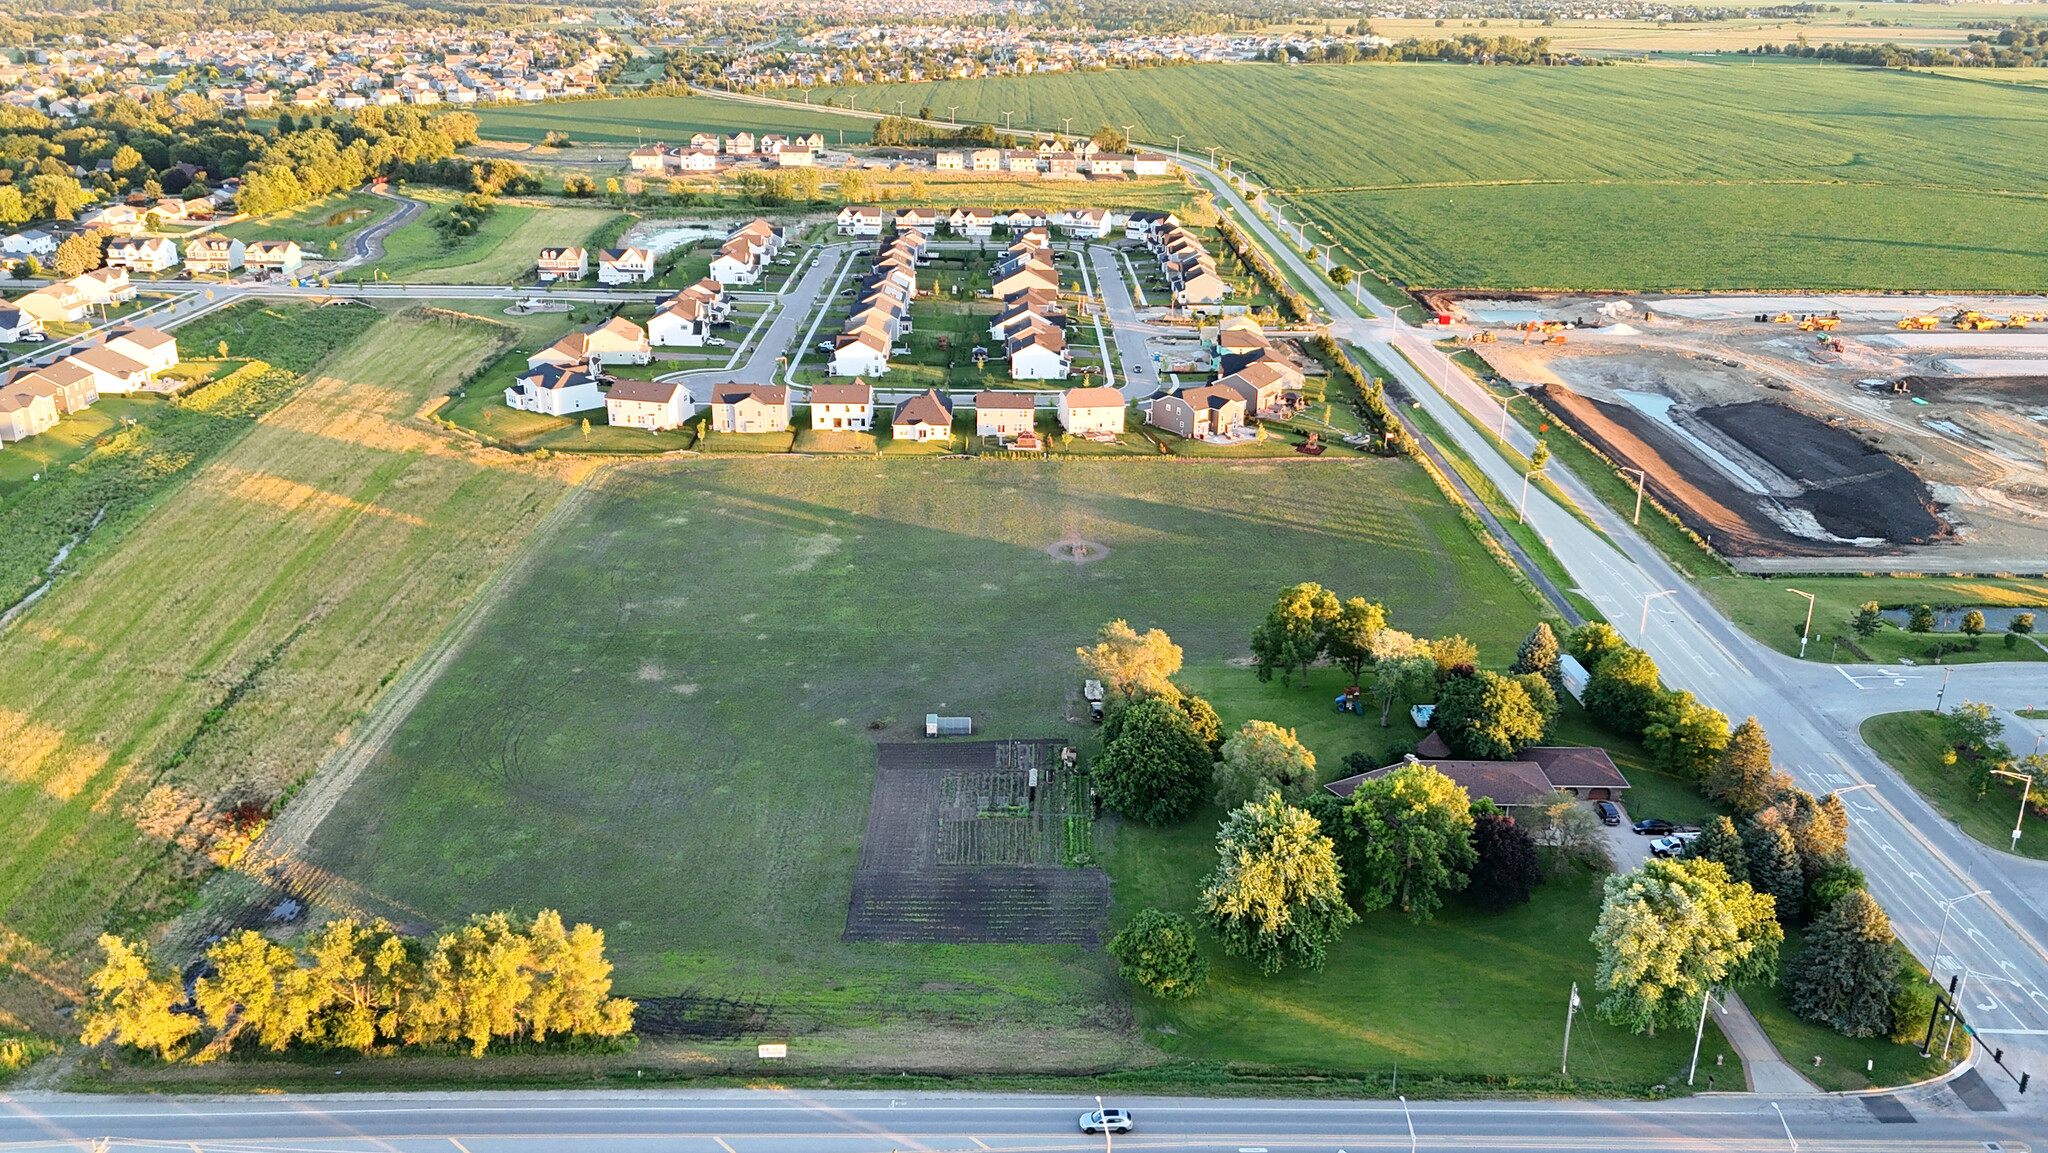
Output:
[1466, 293, 2048, 573]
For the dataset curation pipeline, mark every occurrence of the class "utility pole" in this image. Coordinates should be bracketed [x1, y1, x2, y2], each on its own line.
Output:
[1062, 115, 1074, 138]
[1561, 982, 1579, 1076]
[1002, 109, 1014, 130]
[1622, 467, 1646, 524]
[1119, 123, 1136, 148]
[948, 105, 958, 124]
[1788, 587, 1816, 659]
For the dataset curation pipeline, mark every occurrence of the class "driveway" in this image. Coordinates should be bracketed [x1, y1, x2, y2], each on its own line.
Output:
[1596, 798, 1653, 873]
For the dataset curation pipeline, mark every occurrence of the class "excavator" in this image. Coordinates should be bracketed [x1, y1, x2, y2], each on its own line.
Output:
[1520, 320, 1567, 343]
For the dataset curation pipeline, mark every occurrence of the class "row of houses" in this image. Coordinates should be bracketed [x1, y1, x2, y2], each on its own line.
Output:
[537, 244, 654, 286]
[0, 325, 179, 442]
[605, 379, 1128, 444]
[74, 236, 304, 278]
[648, 280, 731, 348]
[708, 219, 787, 286]
[627, 134, 829, 173]
[2, 268, 136, 333]
[986, 231, 1071, 383]
[1141, 317, 1306, 442]
[827, 230, 926, 378]
[835, 205, 1135, 240]
[1141, 215, 1230, 311]
[927, 149, 1174, 179]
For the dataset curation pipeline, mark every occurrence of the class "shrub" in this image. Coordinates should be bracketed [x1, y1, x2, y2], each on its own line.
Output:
[1107, 908, 1210, 1000]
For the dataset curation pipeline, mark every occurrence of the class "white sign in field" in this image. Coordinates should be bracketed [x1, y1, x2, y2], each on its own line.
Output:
[757, 1042, 788, 1059]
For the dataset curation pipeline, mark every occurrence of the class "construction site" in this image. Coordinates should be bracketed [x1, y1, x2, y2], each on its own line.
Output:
[1424, 292, 2048, 573]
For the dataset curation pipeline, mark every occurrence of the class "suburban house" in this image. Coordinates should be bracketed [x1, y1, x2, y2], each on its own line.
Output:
[1058, 386, 1125, 436]
[934, 150, 964, 171]
[648, 295, 710, 346]
[104, 235, 179, 272]
[102, 326, 180, 375]
[1005, 151, 1041, 174]
[894, 207, 940, 235]
[184, 236, 245, 272]
[1125, 210, 1180, 241]
[73, 268, 134, 305]
[809, 379, 873, 431]
[836, 205, 884, 237]
[830, 328, 891, 378]
[1147, 384, 1246, 441]
[0, 380, 60, 441]
[537, 247, 589, 282]
[505, 362, 604, 416]
[65, 345, 151, 394]
[775, 148, 813, 168]
[676, 149, 719, 172]
[974, 391, 1037, 439]
[245, 240, 303, 275]
[972, 149, 1004, 172]
[890, 388, 954, 442]
[1216, 365, 1290, 416]
[725, 132, 755, 155]
[708, 237, 762, 285]
[7, 361, 97, 413]
[531, 317, 651, 369]
[705, 383, 790, 433]
[1086, 153, 1125, 178]
[1324, 732, 1633, 808]
[948, 207, 996, 238]
[605, 378, 693, 431]
[1174, 267, 1230, 309]
[628, 143, 671, 172]
[1, 229, 58, 257]
[1006, 325, 1071, 381]
[0, 304, 41, 342]
[990, 259, 1058, 299]
[1132, 153, 1174, 177]
[597, 247, 655, 285]
[14, 283, 91, 324]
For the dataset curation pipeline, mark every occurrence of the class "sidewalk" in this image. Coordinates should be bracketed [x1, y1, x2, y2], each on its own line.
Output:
[1719, 990, 1822, 1095]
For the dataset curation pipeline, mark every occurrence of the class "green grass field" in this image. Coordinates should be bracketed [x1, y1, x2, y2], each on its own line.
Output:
[218, 190, 392, 258]
[472, 96, 880, 147]
[301, 456, 1557, 1075]
[366, 192, 624, 283]
[1862, 711, 2048, 861]
[812, 62, 2048, 291]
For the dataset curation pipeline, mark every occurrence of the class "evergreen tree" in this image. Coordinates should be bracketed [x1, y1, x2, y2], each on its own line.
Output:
[1743, 817, 1804, 923]
[1107, 908, 1210, 1000]
[1701, 716, 1784, 814]
[1468, 813, 1542, 911]
[1683, 815, 1748, 885]
[1805, 861, 1867, 919]
[1095, 695, 1214, 825]
[1786, 890, 1901, 1037]
[1510, 621, 1563, 693]
[1851, 601, 1883, 640]
[1199, 795, 1357, 975]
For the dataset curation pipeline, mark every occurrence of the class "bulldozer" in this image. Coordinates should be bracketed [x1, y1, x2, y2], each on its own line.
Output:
[1772, 312, 1795, 323]
[2005, 315, 2031, 329]
[1897, 315, 1940, 331]
[1798, 316, 1840, 332]
[1956, 313, 2004, 331]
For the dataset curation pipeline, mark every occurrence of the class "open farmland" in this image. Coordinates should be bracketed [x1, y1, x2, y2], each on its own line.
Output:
[813, 62, 2048, 292]
[0, 305, 594, 1036]
[472, 96, 876, 147]
[298, 457, 1563, 1076]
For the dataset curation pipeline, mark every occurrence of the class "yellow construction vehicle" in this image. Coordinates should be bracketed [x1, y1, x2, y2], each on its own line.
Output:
[1521, 320, 1566, 343]
[1957, 315, 2003, 331]
[2005, 315, 2030, 329]
[1898, 315, 1940, 331]
[1461, 331, 1498, 344]
[1798, 316, 1841, 332]
[1772, 312, 1795, 323]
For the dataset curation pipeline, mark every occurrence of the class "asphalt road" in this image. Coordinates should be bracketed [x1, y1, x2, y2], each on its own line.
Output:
[1175, 156, 2048, 1096]
[342, 185, 427, 267]
[0, 1088, 2037, 1152]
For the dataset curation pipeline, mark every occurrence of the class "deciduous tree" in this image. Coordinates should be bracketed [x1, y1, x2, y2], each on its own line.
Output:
[194, 930, 321, 1057]
[1785, 889, 1900, 1037]
[1468, 813, 1542, 910]
[1804, 862, 1867, 920]
[1078, 619, 1183, 701]
[1339, 763, 1477, 922]
[1524, 793, 1612, 870]
[1250, 583, 1340, 688]
[1568, 621, 1627, 668]
[79, 935, 201, 1061]
[1432, 669, 1548, 759]
[1096, 695, 1214, 825]
[1199, 795, 1357, 975]
[53, 230, 103, 277]
[1429, 633, 1479, 677]
[1583, 646, 1663, 736]
[1641, 691, 1730, 779]
[1590, 858, 1782, 1036]
[1214, 720, 1318, 809]
[1370, 653, 1437, 727]
[1324, 597, 1387, 685]
[1107, 908, 1210, 999]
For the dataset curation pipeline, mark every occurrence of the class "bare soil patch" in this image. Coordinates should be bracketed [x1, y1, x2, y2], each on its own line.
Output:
[1695, 402, 1947, 547]
[1044, 538, 1113, 565]
[1897, 375, 2048, 404]
[844, 740, 1107, 945]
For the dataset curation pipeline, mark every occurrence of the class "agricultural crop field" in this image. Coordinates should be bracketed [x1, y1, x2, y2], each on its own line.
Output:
[812, 61, 2048, 292]
[300, 457, 1554, 1075]
[0, 304, 594, 1035]
[472, 96, 879, 147]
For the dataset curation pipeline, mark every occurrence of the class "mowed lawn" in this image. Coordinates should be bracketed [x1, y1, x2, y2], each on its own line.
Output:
[812, 62, 2048, 291]
[303, 457, 1547, 1073]
[368, 193, 622, 283]
[0, 308, 592, 1034]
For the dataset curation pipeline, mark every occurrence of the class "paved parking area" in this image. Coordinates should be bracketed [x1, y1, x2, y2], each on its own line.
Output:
[1597, 799, 1654, 872]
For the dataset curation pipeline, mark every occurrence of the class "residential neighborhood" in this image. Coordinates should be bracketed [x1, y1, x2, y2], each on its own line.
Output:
[0, 324, 180, 444]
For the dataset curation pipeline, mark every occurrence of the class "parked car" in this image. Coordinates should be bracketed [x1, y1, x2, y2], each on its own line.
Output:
[1595, 800, 1622, 826]
[1080, 1109, 1133, 1134]
[1651, 832, 1701, 858]
[1632, 818, 1677, 837]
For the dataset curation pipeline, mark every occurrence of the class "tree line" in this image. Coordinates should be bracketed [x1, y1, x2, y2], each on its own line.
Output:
[81, 911, 634, 1062]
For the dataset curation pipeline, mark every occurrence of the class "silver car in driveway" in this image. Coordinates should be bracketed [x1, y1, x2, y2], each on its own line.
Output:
[1079, 1109, 1133, 1134]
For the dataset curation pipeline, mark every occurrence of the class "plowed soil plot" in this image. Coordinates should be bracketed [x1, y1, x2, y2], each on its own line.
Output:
[845, 740, 1107, 945]
[1539, 388, 1946, 558]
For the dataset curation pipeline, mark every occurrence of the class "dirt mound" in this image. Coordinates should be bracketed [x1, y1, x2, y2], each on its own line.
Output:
[1694, 403, 1948, 546]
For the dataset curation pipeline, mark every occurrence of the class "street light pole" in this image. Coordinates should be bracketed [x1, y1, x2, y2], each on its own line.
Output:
[1788, 587, 1816, 659]
[1062, 115, 1074, 137]
[1936, 667, 1953, 714]
[1002, 110, 1014, 130]
[1688, 984, 1718, 1085]
[1928, 889, 1990, 982]
[948, 105, 958, 124]
[1640, 589, 1678, 643]
[1621, 467, 1646, 524]
[1518, 468, 1541, 525]
[1770, 1102, 1798, 1152]
[1171, 133, 1183, 158]
[1561, 982, 1579, 1077]
[1398, 1095, 1415, 1153]
[1991, 768, 2035, 851]
[1094, 1096, 1110, 1153]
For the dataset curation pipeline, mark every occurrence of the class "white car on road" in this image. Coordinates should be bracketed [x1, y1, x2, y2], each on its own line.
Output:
[1079, 1109, 1133, 1134]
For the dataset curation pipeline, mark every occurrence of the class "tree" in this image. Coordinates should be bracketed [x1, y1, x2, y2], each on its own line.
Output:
[1511, 621, 1563, 693]
[2012, 612, 2036, 636]
[1961, 610, 1986, 641]
[1249, 582, 1340, 688]
[1590, 858, 1783, 1035]
[1785, 889, 1900, 1037]
[1582, 646, 1663, 736]
[195, 930, 321, 1057]
[1323, 597, 1387, 685]
[1091, 124, 1129, 153]
[1077, 619, 1183, 701]
[1429, 633, 1479, 677]
[1742, 817, 1804, 923]
[1682, 815, 1748, 884]
[0, 186, 27, 228]
[79, 935, 201, 1060]
[1759, 788, 1849, 885]
[1641, 691, 1730, 779]
[1852, 601, 1883, 640]
[1107, 908, 1210, 999]
[1468, 813, 1542, 910]
[1529, 439, 1551, 470]
[1523, 793, 1611, 869]
[563, 173, 596, 197]
[1568, 621, 1627, 668]
[1908, 604, 1934, 633]
[1805, 862, 1866, 919]
[1702, 716, 1784, 814]
[1095, 696, 1214, 825]
[413, 912, 537, 1057]
[1214, 720, 1318, 809]
[1370, 653, 1438, 727]
[1178, 692, 1223, 751]
[1947, 699, 2004, 753]
[111, 144, 145, 177]
[1340, 763, 1477, 922]
[1328, 264, 1353, 287]
[53, 230, 104, 277]
[1514, 672, 1561, 735]
[1199, 794, 1357, 975]
[522, 909, 634, 1044]
[1431, 669, 1548, 759]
